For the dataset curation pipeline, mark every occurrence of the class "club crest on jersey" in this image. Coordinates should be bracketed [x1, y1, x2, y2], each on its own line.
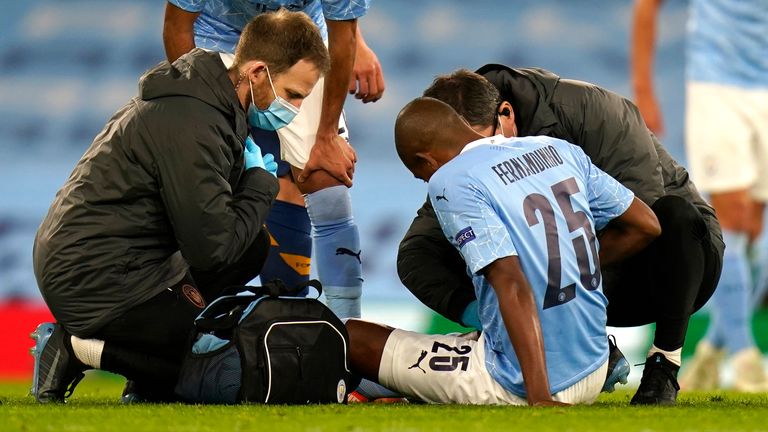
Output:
[455, 226, 476, 248]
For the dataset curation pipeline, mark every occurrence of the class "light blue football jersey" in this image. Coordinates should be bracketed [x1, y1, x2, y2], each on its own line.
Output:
[428, 135, 634, 397]
[169, 0, 370, 54]
[687, 0, 768, 88]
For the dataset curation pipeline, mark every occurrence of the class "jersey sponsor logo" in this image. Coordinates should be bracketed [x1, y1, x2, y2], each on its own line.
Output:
[181, 284, 206, 309]
[455, 226, 476, 248]
[279, 252, 312, 276]
[335, 247, 362, 263]
[408, 350, 428, 374]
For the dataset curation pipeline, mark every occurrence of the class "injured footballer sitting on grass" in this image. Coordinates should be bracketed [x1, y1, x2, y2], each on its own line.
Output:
[344, 97, 661, 406]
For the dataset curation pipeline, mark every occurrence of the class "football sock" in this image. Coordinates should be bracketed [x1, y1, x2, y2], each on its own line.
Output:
[70, 335, 104, 369]
[305, 185, 363, 319]
[749, 234, 768, 309]
[705, 230, 754, 355]
[647, 345, 682, 367]
[355, 379, 401, 400]
[262, 200, 312, 293]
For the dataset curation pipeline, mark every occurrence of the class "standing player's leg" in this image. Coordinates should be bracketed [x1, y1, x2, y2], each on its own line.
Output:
[302, 180, 363, 318]
[684, 82, 768, 392]
[251, 127, 313, 291]
[278, 77, 363, 319]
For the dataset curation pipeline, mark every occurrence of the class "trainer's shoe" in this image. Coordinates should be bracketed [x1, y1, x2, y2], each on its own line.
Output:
[630, 353, 680, 405]
[602, 335, 630, 393]
[679, 340, 723, 391]
[120, 380, 180, 404]
[29, 323, 87, 403]
[732, 347, 768, 392]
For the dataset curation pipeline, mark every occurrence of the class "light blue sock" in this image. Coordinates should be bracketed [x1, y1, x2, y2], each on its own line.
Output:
[355, 379, 401, 400]
[305, 185, 363, 319]
[705, 230, 755, 354]
[749, 230, 768, 309]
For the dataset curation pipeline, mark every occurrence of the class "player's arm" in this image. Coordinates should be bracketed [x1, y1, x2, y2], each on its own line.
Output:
[570, 140, 662, 266]
[297, 18, 358, 187]
[348, 25, 385, 103]
[598, 197, 661, 266]
[163, 1, 200, 62]
[483, 256, 566, 407]
[631, 0, 665, 135]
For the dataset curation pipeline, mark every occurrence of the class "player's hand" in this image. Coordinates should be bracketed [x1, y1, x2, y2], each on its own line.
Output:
[339, 135, 358, 167]
[532, 400, 571, 407]
[297, 134, 355, 187]
[348, 41, 385, 103]
[635, 89, 664, 136]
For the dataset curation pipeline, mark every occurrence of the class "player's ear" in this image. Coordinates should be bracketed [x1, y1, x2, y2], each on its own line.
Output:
[414, 151, 438, 170]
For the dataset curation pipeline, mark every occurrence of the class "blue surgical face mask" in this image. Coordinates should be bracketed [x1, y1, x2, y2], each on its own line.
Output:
[247, 66, 299, 131]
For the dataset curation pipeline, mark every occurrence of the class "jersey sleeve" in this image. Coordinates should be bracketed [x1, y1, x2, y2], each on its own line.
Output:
[320, 0, 369, 21]
[168, 0, 207, 13]
[568, 144, 635, 230]
[429, 174, 517, 276]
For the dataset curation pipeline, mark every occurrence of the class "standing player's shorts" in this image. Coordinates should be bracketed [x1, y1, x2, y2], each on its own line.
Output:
[685, 81, 768, 201]
[218, 52, 348, 170]
[379, 329, 607, 405]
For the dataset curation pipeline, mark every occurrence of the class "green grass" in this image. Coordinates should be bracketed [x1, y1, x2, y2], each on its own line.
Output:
[3, 376, 768, 432]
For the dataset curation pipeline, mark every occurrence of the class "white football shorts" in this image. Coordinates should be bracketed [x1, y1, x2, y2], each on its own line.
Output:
[378, 328, 607, 405]
[685, 81, 768, 201]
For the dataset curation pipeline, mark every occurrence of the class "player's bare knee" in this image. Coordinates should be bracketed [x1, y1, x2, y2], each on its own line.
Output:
[275, 176, 305, 206]
[291, 166, 347, 194]
[710, 191, 754, 232]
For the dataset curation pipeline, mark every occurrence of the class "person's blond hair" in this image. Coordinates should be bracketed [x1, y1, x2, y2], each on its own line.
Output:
[233, 9, 330, 75]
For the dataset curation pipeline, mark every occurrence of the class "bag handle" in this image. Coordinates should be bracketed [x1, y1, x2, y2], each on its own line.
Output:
[194, 279, 324, 331]
[223, 279, 323, 299]
[193, 295, 256, 331]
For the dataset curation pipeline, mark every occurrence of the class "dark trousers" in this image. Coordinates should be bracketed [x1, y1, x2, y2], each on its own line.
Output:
[602, 195, 723, 350]
[91, 229, 270, 398]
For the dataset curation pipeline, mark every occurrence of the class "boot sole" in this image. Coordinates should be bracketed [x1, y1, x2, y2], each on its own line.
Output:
[602, 357, 630, 393]
[29, 323, 56, 401]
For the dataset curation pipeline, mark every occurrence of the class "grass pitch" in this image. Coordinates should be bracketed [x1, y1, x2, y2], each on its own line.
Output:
[2, 375, 768, 432]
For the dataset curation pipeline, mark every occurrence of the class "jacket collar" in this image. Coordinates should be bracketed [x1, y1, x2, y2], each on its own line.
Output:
[475, 64, 560, 137]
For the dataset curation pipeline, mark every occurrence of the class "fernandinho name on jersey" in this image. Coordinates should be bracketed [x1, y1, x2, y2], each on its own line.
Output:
[490, 144, 564, 186]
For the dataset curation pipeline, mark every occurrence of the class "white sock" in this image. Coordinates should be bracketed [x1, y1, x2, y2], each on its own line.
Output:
[648, 345, 682, 367]
[70, 335, 105, 369]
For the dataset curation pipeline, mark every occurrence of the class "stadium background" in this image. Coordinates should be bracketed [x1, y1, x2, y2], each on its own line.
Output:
[0, 0, 764, 384]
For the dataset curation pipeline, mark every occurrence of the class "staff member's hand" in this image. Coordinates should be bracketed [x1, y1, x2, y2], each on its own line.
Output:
[244, 136, 278, 177]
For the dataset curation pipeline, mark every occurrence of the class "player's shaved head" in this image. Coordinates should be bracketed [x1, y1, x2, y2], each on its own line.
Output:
[395, 97, 481, 181]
